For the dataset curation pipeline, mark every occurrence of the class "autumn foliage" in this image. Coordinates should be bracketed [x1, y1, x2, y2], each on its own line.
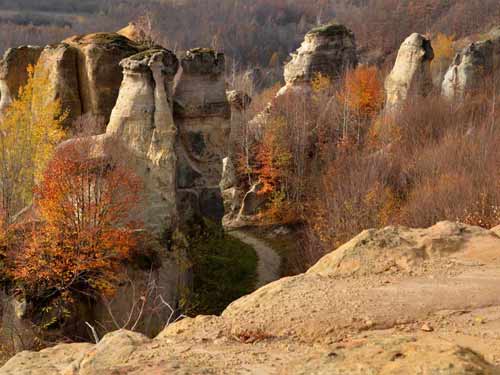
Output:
[10, 141, 142, 305]
[0, 65, 66, 221]
[338, 66, 384, 118]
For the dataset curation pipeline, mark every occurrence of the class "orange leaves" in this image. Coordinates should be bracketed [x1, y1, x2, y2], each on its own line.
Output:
[10, 141, 142, 301]
[254, 115, 291, 195]
[338, 66, 384, 118]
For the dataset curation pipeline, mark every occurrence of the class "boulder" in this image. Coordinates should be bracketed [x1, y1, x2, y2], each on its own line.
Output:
[77, 330, 151, 375]
[64, 33, 145, 125]
[174, 48, 230, 223]
[0, 45, 43, 112]
[385, 33, 434, 110]
[36, 43, 81, 128]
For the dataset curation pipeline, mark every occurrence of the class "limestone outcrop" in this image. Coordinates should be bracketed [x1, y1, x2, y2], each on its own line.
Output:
[0, 29, 233, 357]
[385, 33, 434, 109]
[3, 221, 500, 374]
[0, 46, 43, 112]
[442, 35, 500, 99]
[174, 48, 230, 222]
[226, 90, 252, 155]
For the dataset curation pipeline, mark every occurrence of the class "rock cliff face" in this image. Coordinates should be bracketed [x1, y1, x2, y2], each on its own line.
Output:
[385, 33, 434, 109]
[0, 33, 144, 128]
[174, 48, 230, 223]
[3, 221, 500, 374]
[442, 34, 500, 99]
[35, 44, 81, 128]
[63, 33, 145, 126]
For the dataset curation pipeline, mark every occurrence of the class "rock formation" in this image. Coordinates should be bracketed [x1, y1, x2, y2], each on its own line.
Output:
[0, 33, 145, 128]
[35, 43, 81, 128]
[3, 221, 500, 374]
[0, 46, 43, 112]
[385, 33, 434, 109]
[442, 34, 500, 99]
[174, 48, 230, 223]
[0, 35, 229, 229]
[250, 23, 357, 126]
[103, 48, 180, 232]
[63, 33, 145, 125]
[284, 23, 358, 86]
[219, 157, 244, 225]
[56, 48, 180, 233]
[226, 89, 252, 153]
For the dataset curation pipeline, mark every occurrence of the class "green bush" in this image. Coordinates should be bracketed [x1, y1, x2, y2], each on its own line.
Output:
[181, 218, 257, 316]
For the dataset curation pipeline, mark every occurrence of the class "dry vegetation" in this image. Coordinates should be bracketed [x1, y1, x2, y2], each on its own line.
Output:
[238, 66, 500, 271]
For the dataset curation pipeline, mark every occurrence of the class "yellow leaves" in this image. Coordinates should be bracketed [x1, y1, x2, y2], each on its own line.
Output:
[0, 63, 66, 218]
[432, 33, 455, 65]
[431, 33, 455, 79]
[312, 73, 332, 94]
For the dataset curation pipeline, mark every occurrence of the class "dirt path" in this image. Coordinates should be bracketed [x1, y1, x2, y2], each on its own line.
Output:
[230, 230, 281, 288]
